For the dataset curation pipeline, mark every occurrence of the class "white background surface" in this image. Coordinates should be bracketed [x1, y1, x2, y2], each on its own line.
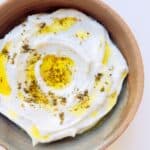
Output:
[0, 0, 150, 150]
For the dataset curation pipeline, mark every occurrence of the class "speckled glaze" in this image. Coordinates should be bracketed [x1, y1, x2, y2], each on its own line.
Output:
[0, 0, 144, 150]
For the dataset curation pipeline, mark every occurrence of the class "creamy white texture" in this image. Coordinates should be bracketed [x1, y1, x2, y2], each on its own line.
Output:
[0, 9, 128, 145]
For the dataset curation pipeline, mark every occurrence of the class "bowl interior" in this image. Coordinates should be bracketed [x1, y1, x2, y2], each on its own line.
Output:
[0, 0, 143, 150]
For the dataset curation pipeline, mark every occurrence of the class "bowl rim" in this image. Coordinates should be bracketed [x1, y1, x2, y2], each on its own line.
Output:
[93, 1, 144, 149]
[0, 0, 144, 149]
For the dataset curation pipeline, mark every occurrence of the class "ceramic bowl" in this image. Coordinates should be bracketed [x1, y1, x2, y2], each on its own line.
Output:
[0, 0, 144, 150]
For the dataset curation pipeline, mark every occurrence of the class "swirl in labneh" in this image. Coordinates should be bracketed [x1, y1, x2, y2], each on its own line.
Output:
[0, 9, 128, 145]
